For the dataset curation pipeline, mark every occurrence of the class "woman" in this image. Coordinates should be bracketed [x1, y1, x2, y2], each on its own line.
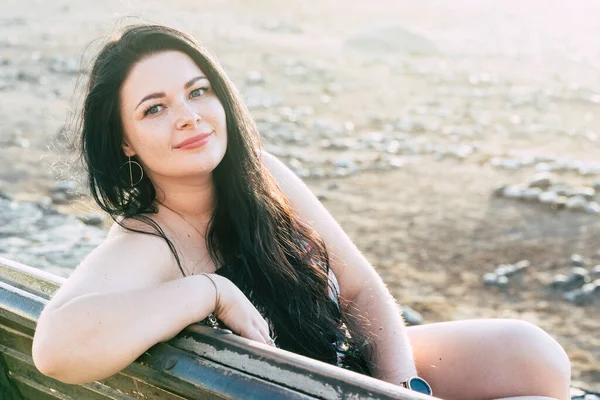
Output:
[31, 25, 571, 400]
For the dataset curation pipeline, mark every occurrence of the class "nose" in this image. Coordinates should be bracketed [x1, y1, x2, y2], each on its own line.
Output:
[175, 103, 201, 130]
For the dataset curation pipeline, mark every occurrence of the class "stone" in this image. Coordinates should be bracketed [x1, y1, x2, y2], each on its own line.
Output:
[549, 184, 570, 197]
[52, 180, 77, 194]
[334, 159, 353, 169]
[529, 173, 553, 189]
[17, 71, 45, 84]
[564, 282, 597, 305]
[535, 162, 553, 173]
[483, 272, 497, 285]
[0, 236, 30, 252]
[522, 188, 542, 201]
[538, 191, 559, 204]
[51, 192, 69, 205]
[590, 265, 600, 279]
[585, 202, 600, 215]
[495, 275, 509, 287]
[388, 157, 405, 168]
[569, 266, 589, 278]
[11, 137, 29, 148]
[401, 306, 423, 326]
[550, 274, 570, 290]
[50, 56, 80, 74]
[567, 187, 596, 200]
[514, 260, 531, 271]
[583, 394, 600, 400]
[501, 159, 521, 170]
[307, 168, 325, 178]
[0, 79, 13, 91]
[569, 254, 586, 267]
[78, 214, 104, 226]
[503, 185, 525, 199]
[578, 164, 600, 176]
[493, 185, 507, 197]
[287, 158, 304, 172]
[0, 199, 107, 273]
[512, 260, 531, 274]
[490, 157, 504, 168]
[320, 138, 354, 151]
[552, 195, 567, 210]
[495, 264, 516, 277]
[566, 195, 588, 211]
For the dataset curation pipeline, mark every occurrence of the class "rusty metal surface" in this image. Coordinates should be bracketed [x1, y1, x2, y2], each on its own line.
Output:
[173, 325, 434, 400]
[0, 281, 315, 400]
[0, 256, 439, 400]
[0, 281, 45, 331]
[0, 256, 64, 300]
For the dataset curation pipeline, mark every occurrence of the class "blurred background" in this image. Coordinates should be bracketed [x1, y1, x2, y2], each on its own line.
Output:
[0, 0, 598, 392]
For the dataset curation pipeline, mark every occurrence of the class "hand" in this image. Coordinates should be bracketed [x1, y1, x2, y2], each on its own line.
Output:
[209, 275, 276, 348]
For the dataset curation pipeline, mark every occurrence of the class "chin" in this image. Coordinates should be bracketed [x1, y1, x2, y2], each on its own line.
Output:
[186, 152, 226, 176]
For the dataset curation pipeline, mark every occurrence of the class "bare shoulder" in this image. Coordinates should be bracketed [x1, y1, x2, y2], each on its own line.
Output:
[106, 216, 159, 239]
[260, 151, 287, 182]
[45, 219, 182, 312]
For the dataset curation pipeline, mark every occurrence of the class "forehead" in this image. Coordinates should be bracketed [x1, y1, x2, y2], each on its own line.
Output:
[120, 51, 206, 105]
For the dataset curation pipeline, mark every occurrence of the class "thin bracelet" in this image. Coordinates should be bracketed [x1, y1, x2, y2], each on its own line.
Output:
[200, 273, 221, 316]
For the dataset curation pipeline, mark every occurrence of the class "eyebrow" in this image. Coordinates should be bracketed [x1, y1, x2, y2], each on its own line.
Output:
[135, 75, 208, 110]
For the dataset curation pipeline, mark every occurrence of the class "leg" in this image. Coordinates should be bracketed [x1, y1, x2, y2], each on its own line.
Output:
[405, 319, 571, 400]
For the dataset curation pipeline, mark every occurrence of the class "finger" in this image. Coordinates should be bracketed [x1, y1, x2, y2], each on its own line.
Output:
[249, 321, 276, 348]
[255, 322, 273, 346]
[251, 310, 273, 344]
[251, 308, 269, 331]
[241, 326, 268, 344]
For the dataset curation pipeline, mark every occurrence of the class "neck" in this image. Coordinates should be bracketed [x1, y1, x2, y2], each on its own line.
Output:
[152, 175, 216, 228]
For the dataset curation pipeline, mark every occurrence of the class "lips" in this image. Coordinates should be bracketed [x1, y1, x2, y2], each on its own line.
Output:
[174, 132, 213, 149]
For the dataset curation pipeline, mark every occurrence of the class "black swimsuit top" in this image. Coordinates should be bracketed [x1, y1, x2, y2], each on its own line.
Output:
[198, 243, 370, 375]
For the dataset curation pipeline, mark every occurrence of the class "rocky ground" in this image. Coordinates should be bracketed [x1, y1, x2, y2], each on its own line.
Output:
[0, 0, 598, 393]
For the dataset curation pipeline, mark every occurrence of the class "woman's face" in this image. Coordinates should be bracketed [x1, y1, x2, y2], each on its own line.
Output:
[119, 50, 227, 182]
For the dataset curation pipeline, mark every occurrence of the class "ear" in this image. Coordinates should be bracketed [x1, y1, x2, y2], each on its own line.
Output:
[122, 141, 136, 157]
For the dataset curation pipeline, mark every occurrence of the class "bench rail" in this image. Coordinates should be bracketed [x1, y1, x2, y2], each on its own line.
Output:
[0, 255, 436, 400]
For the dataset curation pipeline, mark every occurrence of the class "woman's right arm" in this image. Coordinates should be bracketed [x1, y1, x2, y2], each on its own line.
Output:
[31, 231, 220, 385]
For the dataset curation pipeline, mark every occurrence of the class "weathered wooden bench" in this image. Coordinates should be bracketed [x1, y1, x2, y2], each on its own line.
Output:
[0, 256, 436, 400]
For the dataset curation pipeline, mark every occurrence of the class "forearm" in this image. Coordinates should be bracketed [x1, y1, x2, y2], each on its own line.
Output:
[32, 274, 217, 384]
[344, 274, 417, 384]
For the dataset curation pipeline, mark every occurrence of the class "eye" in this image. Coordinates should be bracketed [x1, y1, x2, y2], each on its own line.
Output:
[190, 87, 208, 98]
[144, 104, 163, 116]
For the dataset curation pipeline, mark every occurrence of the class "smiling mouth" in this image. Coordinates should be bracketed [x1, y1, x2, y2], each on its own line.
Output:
[174, 131, 214, 149]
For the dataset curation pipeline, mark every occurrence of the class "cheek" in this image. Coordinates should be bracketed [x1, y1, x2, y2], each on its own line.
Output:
[206, 99, 227, 128]
[131, 124, 171, 158]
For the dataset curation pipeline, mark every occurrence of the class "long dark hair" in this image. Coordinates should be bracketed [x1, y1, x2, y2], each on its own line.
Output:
[78, 24, 373, 374]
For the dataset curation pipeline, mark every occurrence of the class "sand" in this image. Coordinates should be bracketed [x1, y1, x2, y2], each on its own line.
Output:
[1, 0, 598, 391]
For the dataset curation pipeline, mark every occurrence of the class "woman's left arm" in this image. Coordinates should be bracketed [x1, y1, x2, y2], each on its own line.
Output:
[261, 151, 417, 384]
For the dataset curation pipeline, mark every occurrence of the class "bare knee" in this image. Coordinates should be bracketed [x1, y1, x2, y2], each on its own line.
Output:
[500, 319, 571, 397]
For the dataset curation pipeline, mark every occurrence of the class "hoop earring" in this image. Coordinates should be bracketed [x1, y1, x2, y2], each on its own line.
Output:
[120, 155, 144, 187]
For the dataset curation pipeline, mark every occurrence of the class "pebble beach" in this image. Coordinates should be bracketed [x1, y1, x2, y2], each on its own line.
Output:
[0, 0, 599, 394]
